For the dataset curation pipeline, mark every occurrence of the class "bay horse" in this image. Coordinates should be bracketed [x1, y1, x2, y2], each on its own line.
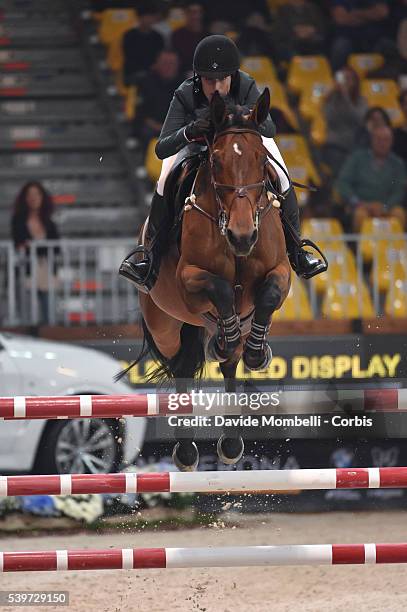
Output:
[123, 88, 291, 470]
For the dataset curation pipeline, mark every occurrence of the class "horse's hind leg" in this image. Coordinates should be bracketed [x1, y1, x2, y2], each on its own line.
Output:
[217, 359, 244, 465]
[172, 377, 199, 472]
[140, 294, 199, 471]
[243, 268, 289, 371]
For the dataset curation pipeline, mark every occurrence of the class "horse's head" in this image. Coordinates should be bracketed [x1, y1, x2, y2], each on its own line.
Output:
[208, 88, 271, 257]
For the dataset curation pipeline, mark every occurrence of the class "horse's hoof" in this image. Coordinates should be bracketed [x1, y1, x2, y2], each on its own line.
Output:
[243, 344, 272, 371]
[217, 434, 244, 465]
[172, 441, 199, 472]
[205, 335, 229, 362]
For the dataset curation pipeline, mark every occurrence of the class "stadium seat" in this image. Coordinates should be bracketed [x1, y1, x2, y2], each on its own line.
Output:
[361, 78, 399, 103]
[370, 245, 407, 293]
[98, 9, 137, 46]
[348, 53, 384, 77]
[145, 138, 161, 183]
[287, 55, 332, 95]
[301, 218, 345, 252]
[311, 247, 358, 295]
[321, 280, 375, 319]
[167, 7, 186, 30]
[299, 80, 333, 121]
[384, 279, 407, 317]
[269, 80, 299, 130]
[360, 217, 405, 263]
[275, 135, 321, 185]
[310, 113, 327, 146]
[272, 275, 313, 321]
[241, 56, 277, 86]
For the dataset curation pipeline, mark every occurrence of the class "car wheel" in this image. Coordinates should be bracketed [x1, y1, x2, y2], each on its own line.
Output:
[34, 418, 123, 474]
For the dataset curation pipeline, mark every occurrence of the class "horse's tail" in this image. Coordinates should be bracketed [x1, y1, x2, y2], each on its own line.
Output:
[114, 318, 206, 384]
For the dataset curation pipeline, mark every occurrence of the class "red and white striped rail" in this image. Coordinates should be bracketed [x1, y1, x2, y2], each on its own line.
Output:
[2, 543, 407, 572]
[2, 467, 407, 497]
[0, 388, 406, 420]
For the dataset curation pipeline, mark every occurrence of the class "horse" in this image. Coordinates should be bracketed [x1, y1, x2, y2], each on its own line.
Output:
[122, 87, 291, 470]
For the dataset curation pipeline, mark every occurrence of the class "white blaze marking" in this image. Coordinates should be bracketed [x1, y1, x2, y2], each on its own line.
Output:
[233, 143, 242, 156]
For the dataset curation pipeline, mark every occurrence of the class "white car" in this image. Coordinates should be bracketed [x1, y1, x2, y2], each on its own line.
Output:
[0, 332, 146, 474]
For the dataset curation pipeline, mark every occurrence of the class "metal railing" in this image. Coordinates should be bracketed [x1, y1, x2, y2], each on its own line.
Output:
[0, 234, 406, 327]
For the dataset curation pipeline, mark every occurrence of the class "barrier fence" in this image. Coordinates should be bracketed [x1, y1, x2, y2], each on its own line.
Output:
[0, 388, 406, 420]
[2, 544, 407, 572]
[2, 467, 407, 497]
[1, 233, 406, 326]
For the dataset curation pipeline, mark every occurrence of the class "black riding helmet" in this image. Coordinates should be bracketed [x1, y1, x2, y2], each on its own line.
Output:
[193, 35, 240, 79]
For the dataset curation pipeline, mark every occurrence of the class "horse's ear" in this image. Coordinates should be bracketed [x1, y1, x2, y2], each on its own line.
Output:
[210, 91, 227, 129]
[250, 87, 270, 125]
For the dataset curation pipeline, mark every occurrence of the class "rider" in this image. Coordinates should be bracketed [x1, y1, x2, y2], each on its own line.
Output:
[120, 35, 327, 290]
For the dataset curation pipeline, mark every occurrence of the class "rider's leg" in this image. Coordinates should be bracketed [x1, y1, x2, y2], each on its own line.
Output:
[261, 136, 327, 279]
[119, 155, 177, 290]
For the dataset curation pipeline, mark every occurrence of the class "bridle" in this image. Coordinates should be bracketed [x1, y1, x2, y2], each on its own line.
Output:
[184, 127, 279, 236]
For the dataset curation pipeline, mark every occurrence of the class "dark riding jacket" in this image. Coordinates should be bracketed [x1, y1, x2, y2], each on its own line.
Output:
[155, 70, 276, 160]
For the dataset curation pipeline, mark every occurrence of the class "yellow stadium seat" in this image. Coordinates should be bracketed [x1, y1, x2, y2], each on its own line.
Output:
[384, 279, 407, 317]
[322, 280, 375, 319]
[125, 86, 138, 120]
[98, 9, 137, 46]
[145, 138, 161, 183]
[302, 217, 345, 253]
[273, 275, 313, 321]
[348, 53, 384, 77]
[311, 246, 358, 295]
[310, 113, 327, 146]
[276, 135, 321, 185]
[299, 80, 333, 121]
[361, 79, 399, 104]
[241, 56, 277, 85]
[289, 166, 312, 206]
[167, 7, 186, 31]
[269, 80, 299, 130]
[370, 246, 407, 293]
[287, 55, 332, 95]
[360, 217, 405, 263]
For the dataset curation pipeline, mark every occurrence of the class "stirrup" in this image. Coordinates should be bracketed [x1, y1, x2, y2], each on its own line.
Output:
[292, 239, 328, 280]
[119, 245, 154, 293]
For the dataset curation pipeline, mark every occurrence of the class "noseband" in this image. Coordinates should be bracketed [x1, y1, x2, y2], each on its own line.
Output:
[184, 128, 279, 236]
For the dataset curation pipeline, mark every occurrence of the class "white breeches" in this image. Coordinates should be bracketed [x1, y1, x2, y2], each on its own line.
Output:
[156, 136, 290, 196]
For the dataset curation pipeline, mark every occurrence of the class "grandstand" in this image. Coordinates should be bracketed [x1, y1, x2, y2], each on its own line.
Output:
[0, 0, 406, 333]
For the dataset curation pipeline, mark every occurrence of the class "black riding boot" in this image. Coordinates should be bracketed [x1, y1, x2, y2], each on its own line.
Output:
[282, 188, 328, 279]
[119, 190, 169, 291]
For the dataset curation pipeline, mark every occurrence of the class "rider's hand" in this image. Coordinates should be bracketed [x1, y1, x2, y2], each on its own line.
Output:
[185, 117, 211, 141]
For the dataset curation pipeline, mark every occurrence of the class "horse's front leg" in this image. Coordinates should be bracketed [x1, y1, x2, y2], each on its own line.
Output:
[243, 267, 290, 371]
[178, 264, 241, 361]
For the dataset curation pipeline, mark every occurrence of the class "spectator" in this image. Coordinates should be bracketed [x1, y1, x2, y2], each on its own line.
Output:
[122, 1, 164, 86]
[11, 182, 60, 324]
[272, 0, 327, 62]
[330, 1, 390, 70]
[394, 90, 407, 166]
[321, 66, 368, 176]
[171, 3, 208, 78]
[236, 12, 276, 59]
[335, 126, 407, 231]
[135, 50, 182, 153]
[356, 105, 392, 148]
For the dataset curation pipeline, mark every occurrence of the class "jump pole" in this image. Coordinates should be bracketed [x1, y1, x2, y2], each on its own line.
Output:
[0, 388, 406, 420]
[2, 467, 407, 497]
[2, 544, 407, 572]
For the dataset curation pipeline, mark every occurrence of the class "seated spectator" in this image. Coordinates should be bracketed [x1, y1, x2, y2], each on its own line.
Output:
[123, 1, 164, 86]
[11, 182, 60, 324]
[200, 0, 270, 34]
[321, 66, 368, 176]
[368, 39, 407, 80]
[134, 50, 182, 154]
[272, 0, 327, 62]
[330, 1, 390, 70]
[171, 3, 208, 78]
[394, 90, 407, 166]
[356, 105, 392, 148]
[236, 12, 276, 59]
[335, 126, 407, 231]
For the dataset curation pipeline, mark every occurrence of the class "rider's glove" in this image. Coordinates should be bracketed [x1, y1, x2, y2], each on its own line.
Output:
[184, 117, 212, 142]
